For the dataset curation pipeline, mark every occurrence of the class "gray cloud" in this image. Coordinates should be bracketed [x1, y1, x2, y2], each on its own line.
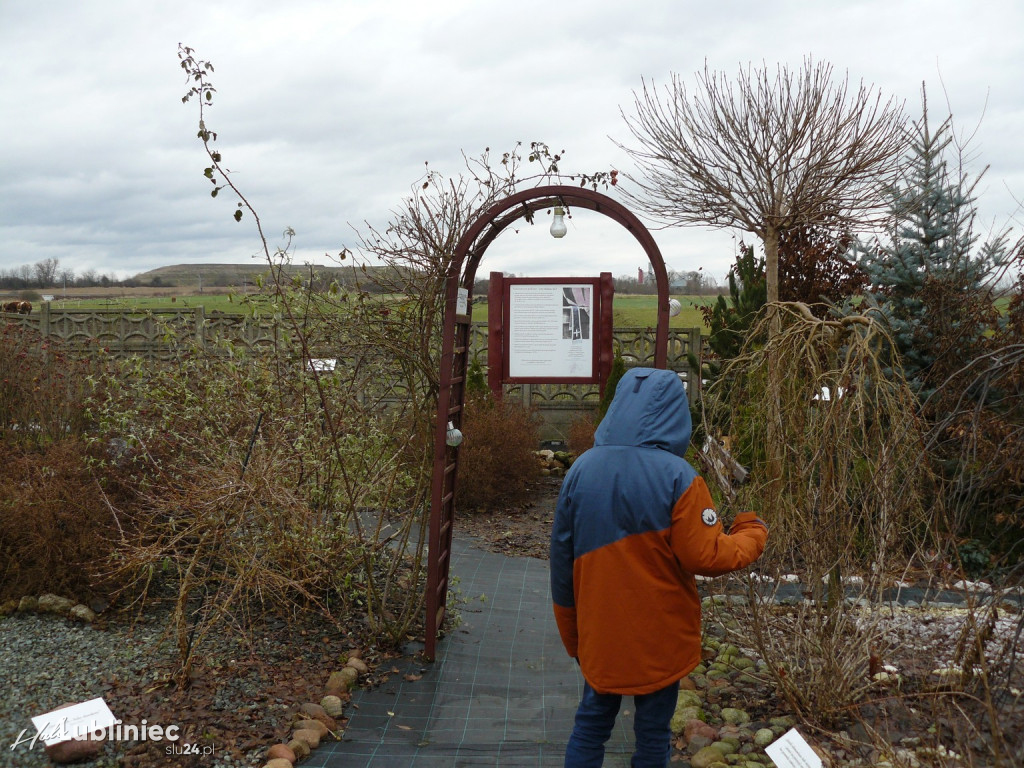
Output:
[1, 0, 1020, 284]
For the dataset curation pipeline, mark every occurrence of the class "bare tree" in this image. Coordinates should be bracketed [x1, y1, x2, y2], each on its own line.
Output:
[349, 141, 565, 399]
[58, 267, 75, 289]
[618, 59, 906, 310]
[682, 269, 705, 293]
[33, 257, 60, 288]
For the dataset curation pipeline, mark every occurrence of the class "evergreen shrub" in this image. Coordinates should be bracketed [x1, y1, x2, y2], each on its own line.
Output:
[596, 354, 626, 423]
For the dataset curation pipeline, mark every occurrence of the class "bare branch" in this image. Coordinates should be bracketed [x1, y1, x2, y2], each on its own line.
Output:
[618, 58, 906, 305]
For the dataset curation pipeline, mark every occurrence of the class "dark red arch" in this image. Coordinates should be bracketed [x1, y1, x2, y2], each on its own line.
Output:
[424, 185, 671, 659]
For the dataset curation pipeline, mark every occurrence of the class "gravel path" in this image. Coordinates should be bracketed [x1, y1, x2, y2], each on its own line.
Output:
[0, 604, 324, 768]
[0, 610, 172, 767]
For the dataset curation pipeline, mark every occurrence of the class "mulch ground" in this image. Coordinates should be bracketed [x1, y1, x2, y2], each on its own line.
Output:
[455, 476, 562, 559]
[101, 610, 402, 766]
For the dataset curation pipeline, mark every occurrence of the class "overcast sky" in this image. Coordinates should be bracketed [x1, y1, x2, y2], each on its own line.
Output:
[1, 0, 1021, 285]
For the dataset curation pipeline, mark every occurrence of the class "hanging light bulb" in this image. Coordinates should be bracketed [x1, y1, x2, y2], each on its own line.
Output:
[446, 421, 464, 447]
[550, 206, 567, 238]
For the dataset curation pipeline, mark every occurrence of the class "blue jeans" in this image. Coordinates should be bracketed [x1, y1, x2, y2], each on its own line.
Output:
[564, 679, 679, 767]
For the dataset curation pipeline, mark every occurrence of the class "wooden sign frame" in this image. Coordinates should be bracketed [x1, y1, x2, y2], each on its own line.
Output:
[486, 272, 614, 397]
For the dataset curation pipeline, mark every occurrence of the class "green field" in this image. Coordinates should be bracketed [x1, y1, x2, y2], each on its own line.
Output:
[45, 293, 268, 313]
[45, 292, 715, 332]
[473, 294, 713, 329]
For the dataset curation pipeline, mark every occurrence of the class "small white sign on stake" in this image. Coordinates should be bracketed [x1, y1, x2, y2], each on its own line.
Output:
[31, 698, 117, 746]
[307, 358, 337, 372]
[764, 728, 823, 768]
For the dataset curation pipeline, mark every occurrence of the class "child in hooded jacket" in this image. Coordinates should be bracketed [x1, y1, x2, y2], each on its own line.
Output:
[550, 367, 768, 767]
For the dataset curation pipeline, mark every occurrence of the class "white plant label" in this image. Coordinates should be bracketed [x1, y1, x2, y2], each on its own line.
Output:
[31, 698, 117, 746]
[764, 728, 822, 768]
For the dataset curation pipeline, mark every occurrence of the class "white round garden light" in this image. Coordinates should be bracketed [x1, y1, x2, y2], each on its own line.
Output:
[446, 421, 464, 447]
[550, 206, 568, 238]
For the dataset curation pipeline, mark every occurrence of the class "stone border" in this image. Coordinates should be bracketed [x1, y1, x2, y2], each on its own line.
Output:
[257, 653, 370, 768]
[0, 593, 98, 623]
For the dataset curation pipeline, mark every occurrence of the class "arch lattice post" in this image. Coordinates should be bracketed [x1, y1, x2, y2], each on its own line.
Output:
[423, 185, 671, 660]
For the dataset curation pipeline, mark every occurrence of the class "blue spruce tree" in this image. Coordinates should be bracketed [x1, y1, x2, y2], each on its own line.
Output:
[854, 87, 1006, 396]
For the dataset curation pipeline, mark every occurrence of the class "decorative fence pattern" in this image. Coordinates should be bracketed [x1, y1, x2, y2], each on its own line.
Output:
[463, 322, 701, 408]
[4, 306, 702, 435]
[7, 305, 289, 359]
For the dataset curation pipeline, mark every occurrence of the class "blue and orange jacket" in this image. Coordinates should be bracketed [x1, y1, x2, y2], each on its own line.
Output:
[550, 368, 768, 695]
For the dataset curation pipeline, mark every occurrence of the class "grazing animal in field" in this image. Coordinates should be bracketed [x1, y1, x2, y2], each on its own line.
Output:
[1, 301, 32, 314]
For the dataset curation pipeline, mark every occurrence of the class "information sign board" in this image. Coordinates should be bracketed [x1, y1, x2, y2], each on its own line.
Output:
[507, 282, 595, 379]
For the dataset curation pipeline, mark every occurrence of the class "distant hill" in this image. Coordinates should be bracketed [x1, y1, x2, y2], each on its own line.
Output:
[132, 262, 386, 289]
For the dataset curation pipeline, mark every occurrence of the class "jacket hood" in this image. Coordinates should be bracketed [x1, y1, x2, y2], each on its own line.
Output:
[593, 368, 692, 457]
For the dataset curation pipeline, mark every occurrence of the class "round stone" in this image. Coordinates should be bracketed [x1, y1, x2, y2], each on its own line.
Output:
[754, 727, 775, 747]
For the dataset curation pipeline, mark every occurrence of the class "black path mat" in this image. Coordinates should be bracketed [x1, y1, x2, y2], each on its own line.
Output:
[311, 541, 635, 767]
